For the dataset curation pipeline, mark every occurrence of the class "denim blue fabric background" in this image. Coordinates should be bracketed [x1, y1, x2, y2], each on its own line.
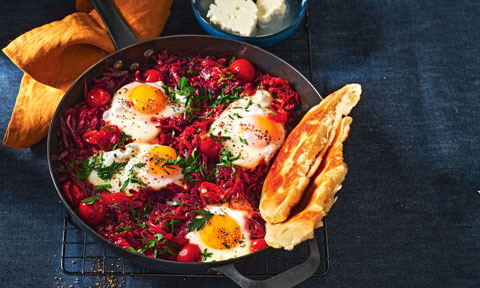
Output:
[1, 0, 479, 287]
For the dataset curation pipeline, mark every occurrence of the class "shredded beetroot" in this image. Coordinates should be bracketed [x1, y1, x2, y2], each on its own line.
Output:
[55, 51, 299, 260]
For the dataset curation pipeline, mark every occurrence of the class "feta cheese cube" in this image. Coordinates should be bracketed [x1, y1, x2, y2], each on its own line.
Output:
[207, 0, 258, 37]
[256, 0, 287, 25]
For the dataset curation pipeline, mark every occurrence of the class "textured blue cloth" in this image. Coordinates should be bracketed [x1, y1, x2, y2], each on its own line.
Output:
[1, 0, 479, 287]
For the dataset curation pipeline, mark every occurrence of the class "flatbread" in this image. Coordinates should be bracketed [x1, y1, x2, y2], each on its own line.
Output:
[265, 116, 352, 250]
[259, 84, 361, 224]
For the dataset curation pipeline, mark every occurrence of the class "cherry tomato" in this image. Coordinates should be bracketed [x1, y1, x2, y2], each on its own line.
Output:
[144, 69, 163, 82]
[229, 59, 255, 83]
[199, 182, 224, 204]
[263, 107, 288, 123]
[62, 181, 85, 206]
[199, 134, 222, 159]
[78, 196, 106, 225]
[83, 127, 122, 148]
[251, 238, 268, 252]
[86, 88, 111, 108]
[101, 192, 132, 205]
[177, 244, 202, 262]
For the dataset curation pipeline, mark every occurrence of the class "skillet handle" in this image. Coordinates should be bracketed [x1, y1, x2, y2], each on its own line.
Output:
[90, 0, 139, 50]
[211, 238, 321, 288]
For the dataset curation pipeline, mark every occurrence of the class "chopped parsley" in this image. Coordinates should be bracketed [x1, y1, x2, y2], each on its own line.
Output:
[75, 155, 128, 180]
[95, 184, 112, 192]
[162, 86, 176, 102]
[112, 131, 132, 150]
[186, 70, 199, 76]
[127, 203, 138, 219]
[239, 137, 248, 145]
[164, 218, 180, 233]
[114, 226, 132, 233]
[201, 248, 213, 262]
[163, 148, 213, 183]
[216, 150, 241, 174]
[81, 195, 100, 205]
[112, 205, 121, 210]
[244, 99, 253, 111]
[166, 200, 184, 206]
[186, 209, 214, 231]
[257, 104, 277, 116]
[119, 163, 145, 192]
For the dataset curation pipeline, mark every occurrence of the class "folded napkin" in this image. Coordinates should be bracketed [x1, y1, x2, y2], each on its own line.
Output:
[2, 0, 172, 148]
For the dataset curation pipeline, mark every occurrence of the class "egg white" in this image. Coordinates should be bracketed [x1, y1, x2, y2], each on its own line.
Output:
[209, 90, 285, 169]
[103, 81, 188, 143]
[186, 205, 251, 262]
[87, 143, 183, 192]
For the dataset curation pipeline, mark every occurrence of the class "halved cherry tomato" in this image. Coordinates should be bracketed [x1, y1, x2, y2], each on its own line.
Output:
[86, 88, 111, 108]
[199, 182, 224, 204]
[177, 244, 202, 262]
[78, 196, 106, 225]
[263, 107, 288, 123]
[229, 59, 255, 83]
[250, 238, 268, 252]
[83, 126, 122, 149]
[101, 192, 132, 205]
[144, 69, 163, 82]
[62, 181, 85, 206]
[199, 134, 222, 159]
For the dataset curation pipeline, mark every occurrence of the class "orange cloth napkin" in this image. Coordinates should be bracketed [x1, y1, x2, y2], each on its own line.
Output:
[2, 0, 172, 148]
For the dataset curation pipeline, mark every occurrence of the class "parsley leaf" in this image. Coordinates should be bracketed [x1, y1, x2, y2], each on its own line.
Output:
[239, 137, 248, 145]
[201, 248, 213, 262]
[186, 209, 214, 231]
[81, 195, 100, 205]
[187, 70, 199, 76]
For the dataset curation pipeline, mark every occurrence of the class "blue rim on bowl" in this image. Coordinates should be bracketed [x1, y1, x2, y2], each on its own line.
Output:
[191, 0, 307, 47]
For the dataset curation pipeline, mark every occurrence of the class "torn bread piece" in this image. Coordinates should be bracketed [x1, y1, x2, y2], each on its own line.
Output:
[265, 116, 352, 250]
[259, 84, 361, 224]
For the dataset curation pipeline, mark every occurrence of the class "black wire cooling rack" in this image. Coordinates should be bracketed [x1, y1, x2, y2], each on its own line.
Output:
[60, 0, 329, 279]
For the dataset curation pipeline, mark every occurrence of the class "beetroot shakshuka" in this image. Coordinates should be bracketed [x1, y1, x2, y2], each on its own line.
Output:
[56, 51, 299, 262]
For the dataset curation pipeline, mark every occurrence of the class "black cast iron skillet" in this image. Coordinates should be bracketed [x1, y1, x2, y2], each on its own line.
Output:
[47, 1, 323, 287]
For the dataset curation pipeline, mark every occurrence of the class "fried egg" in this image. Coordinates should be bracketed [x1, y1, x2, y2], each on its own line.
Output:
[103, 81, 188, 142]
[87, 143, 183, 192]
[186, 205, 251, 261]
[209, 90, 285, 169]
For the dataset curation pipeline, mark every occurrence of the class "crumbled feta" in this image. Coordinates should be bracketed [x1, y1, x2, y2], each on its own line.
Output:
[207, 0, 258, 37]
[256, 0, 287, 25]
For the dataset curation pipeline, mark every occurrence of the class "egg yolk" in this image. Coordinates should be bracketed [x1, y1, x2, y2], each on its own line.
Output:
[242, 115, 282, 148]
[129, 85, 166, 114]
[147, 146, 179, 176]
[200, 215, 242, 250]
